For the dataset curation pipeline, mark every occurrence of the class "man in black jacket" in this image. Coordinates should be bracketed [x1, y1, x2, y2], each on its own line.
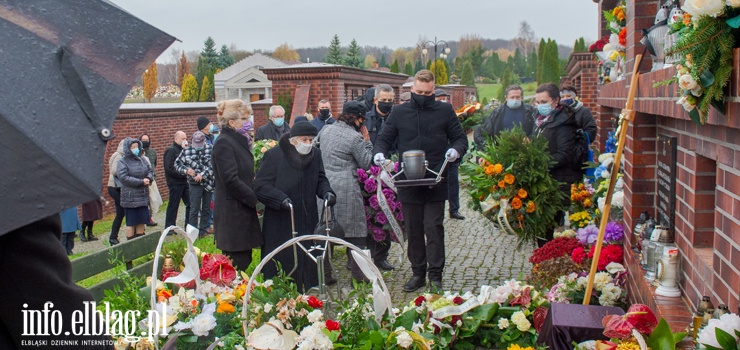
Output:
[474, 84, 536, 150]
[163, 131, 190, 228]
[255, 105, 291, 141]
[373, 70, 468, 292]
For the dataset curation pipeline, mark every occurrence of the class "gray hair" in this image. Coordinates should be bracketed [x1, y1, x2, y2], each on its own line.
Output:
[269, 105, 285, 117]
[504, 84, 523, 97]
[375, 84, 394, 98]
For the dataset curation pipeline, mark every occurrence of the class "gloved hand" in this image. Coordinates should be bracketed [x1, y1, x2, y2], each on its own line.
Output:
[373, 153, 386, 166]
[281, 198, 293, 211]
[445, 148, 460, 162]
[324, 192, 336, 207]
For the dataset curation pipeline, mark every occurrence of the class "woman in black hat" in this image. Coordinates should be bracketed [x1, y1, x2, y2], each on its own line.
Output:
[254, 121, 335, 292]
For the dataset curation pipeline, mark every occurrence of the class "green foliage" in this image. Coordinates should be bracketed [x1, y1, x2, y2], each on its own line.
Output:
[461, 111, 484, 133]
[527, 50, 538, 80]
[390, 59, 399, 73]
[99, 250, 149, 316]
[180, 74, 199, 102]
[414, 56, 424, 74]
[199, 75, 213, 102]
[536, 38, 546, 84]
[497, 68, 521, 102]
[196, 37, 218, 87]
[430, 58, 449, 85]
[344, 38, 364, 68]
[510, 48, 527, 77]
[573, 37, 587, 52]
[325, 34, 344, 64]
[461, 60, 475, 87]
[645, 318, 688, 350]
[540, 39, 561, 86]
[378, 54, 388, 68]
[217, 44, 235, 69]
[404, 61, 414, 75]
[275, 91, 293, 124]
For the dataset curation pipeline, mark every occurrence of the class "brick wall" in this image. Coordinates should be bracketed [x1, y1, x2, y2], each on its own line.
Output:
[100, 104, 217, 216]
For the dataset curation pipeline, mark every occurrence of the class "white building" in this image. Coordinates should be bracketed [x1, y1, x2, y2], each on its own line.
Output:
[213, 53, 293, 102]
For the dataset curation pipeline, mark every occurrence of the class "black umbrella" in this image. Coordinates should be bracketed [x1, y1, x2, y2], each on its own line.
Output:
[0, 0, 175, 235]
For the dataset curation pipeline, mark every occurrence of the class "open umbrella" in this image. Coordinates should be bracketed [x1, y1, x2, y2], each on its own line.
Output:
[0, 0, 175, 235]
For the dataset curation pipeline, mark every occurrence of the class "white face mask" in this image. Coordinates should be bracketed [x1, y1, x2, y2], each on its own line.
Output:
[182, 141, 189, 148]
[295, 142, 312, 155]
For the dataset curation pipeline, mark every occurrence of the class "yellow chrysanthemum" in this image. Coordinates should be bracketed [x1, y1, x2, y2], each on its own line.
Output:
[493, 163, 504, 174]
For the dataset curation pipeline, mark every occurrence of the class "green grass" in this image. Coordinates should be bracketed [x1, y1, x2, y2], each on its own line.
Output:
[476, 82, 538, 103]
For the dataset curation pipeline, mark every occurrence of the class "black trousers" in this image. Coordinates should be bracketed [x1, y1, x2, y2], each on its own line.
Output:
[538, 183, 573, 248]
[107, 186, 124, 240]
[222, 250, 252, 272]
[447, 161, 461, 213]
[402, 201, 445, 281]
[0, 216, 113, 349]
[165, 183, 190, 228]
[368, 234, 391, 263]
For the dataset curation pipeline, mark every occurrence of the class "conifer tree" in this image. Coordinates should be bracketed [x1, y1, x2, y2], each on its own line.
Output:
[390, 59, 400, 73]
[196, 37, 218, 86]
[217, 45, 235, 69]
[404, 62, 413, 75]
[325, 35, 344, 64]
[541, 40, 561, 86]
[461, 60, 475, 87]
[497, 68, 521, 102]
[199, 75, 213, 102]
[526, 50, 537, 80]
[344, 39, 363, 68]
[414, 57, 424, 74]
[378, 54, 389, 68]
[142, 61, 158, 102]
[536, 38, 546, 84]
[177, 51, 188, 87]
[430, 59, 448, 85]
[180, 74, 198, 102]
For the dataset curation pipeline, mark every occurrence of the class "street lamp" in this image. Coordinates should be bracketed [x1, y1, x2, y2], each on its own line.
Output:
[421, 36, 451, 63]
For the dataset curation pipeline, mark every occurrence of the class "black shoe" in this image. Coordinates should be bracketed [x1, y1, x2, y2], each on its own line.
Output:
[87, 233, 98, 241]
[146, 220, 158, 227]
[375, 260, 396, 271]
[78, 232, 88, 242]
[325, 276, 337, 286]
[429, 280, 443, 292]
[403, 276, 426, 292]
[449, 212, 466, 220]
[109, 237, 120, 246]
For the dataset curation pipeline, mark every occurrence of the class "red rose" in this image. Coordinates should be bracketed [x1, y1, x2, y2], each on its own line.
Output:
[453, 296, 464, 305]
[307, 296, 323, 308]
[325, 319, 340, 331]
[450, 315, 463, 327]
[414, 296, 426, 307]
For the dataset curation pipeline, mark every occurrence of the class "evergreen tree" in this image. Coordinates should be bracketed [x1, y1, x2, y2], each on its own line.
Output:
[325, 34, 344, 64]
[196, 37, 218, 86]
[430, 59, 448, 85]
[404, 61, 413, 75]
[217, 45, 235, 69]
[541, 40, 561, 86]
[461, 60, 475, 86]
[390, 59, 400, 73]
[177, 51, 188, 87]
[465, 44, 485, 77]
[536, 38, 546, 85]
[344, 39, 363, 68]
[497, 68, 521, 102]
[180, 74, 198, 102]
[142, 61, 158, 102]
[414, 56, 424, 74]
[378, 54, 389, 68]
[199, 75, 213, 102]
[526, 50, 538, 80]
[573, 37, 587, 52]
[510, 48, 528, 77]
[453, 57, 463, 77]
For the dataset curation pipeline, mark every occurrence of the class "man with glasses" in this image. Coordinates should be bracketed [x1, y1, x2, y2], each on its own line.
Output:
[372, 70, 467, 293]
[255, 105, 291, 141]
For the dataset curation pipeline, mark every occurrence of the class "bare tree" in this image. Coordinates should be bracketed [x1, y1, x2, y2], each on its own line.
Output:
[513, 21, 536, 54]
[458, 34, 483, 58]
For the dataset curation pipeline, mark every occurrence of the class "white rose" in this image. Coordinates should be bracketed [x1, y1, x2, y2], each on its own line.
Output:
[606, 262, 626, 274]
[307, 309, 323, 323]
[498, 318, 510, 330]
[395, 331, 413, 348]
[683, 0, 726, 18]
[593, 272, 612, 291]
[599, 292, 617, 306]
[612, 191, 625, 208]
[190, 312, 218, 337]
[678, 74, 698, 91]
[516, 318, 532, 332]
[511, 311, 527, 324]
[577, 277, 588, 290]
[264, 303, 273, 313]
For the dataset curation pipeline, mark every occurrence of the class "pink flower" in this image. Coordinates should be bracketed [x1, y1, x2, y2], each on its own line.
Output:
[394, 162, 399, 172]
[387, 201, 397, 211]
[364, 178, 377, 193]
[357, 168, 368, 183]
[395, 211, 404, 222]
[382, 188, 395, 201]
[369, 165, 381, 176]
[375, 212, 388, 225]
[372, 227, 386, 241]
[368, 195, 379, 210]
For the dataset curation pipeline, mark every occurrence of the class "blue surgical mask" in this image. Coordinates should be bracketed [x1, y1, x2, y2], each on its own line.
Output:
[213, 134, 219, 141]
[132, 148, 140, 156]
[506, 99, 522, 109]
[273, 117, 285, 127]
[209, 124, 217, 133]
[561, 98, 575, 106]
[537, 103, 553, 116]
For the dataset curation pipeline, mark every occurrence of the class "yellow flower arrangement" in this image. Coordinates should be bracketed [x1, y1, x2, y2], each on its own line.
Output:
[507, 345, 535, 350]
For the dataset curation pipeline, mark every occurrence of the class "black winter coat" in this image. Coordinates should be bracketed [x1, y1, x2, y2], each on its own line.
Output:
[211, 127, 263, 252]
[572, 103, 598, 144]
[474, 103, 536, 150]
[532, 107, 582, 184]
[255, 121, 290, 141]
[372, 98, 468, 203]
[117, 138, 154, 208]
[254, 134, 334, 291]
[163, 142, 187, 186]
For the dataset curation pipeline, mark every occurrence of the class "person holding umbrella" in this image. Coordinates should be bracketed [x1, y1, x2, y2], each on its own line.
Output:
[254, 121, 336, 292]
[211, 99, 264, 271]
[117, 137, 154, 240]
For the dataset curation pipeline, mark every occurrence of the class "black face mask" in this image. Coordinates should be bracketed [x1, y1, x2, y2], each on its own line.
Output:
[319, 109, 331, 120]
[141, 141, 150, 149]
[411, 92, 435, 109]
[377, 102, 393, 114]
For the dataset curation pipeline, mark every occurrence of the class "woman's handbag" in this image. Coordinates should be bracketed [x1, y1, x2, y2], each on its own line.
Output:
[314, 203, 344, 238]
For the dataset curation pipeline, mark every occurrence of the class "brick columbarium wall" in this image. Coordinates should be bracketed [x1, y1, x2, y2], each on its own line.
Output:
[100, 103, 217, 216]
[565, 0, 740, 332]
[260, 63, 409, 129]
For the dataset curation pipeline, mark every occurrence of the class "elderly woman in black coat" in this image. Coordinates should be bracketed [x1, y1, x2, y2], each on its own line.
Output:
[254, 121, 335, 292]
[211, 99, 263, 271]
[117, 137, 154, 240]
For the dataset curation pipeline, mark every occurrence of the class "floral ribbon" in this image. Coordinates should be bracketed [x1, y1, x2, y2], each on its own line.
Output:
[375, 168, 406, 255]
[431, 297, 481, 319]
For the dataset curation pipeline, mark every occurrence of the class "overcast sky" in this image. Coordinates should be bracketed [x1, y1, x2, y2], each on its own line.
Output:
[112, 0, 599, 62]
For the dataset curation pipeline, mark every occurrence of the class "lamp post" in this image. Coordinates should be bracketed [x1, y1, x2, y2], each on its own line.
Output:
[421, 36, 451, 65]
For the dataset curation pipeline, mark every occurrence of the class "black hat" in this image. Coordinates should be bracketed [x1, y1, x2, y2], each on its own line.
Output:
[290, 121, 318, 137]
[197, 116, 211, 131]
[293, 115, 309, 123]
[343, 100, 368, 118]
[434, 89, 449, 97]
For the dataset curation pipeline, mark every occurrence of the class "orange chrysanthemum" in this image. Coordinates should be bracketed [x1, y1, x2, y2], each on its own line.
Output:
[217, 302, 235, 314]
[583, 198, 592, 207]
[498, 180, 506, 188]
[484, 165, 496, 176]
[526, 201, 536, 213]
[518, 189, 528, 199]
[619, 27, 627, 46]
[614, 7, 625, 22]
[682, 12, 692, 26]
[493, 163, 504, 174]
[511, 197, 522, 210]
[504, 173, 515, 185]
